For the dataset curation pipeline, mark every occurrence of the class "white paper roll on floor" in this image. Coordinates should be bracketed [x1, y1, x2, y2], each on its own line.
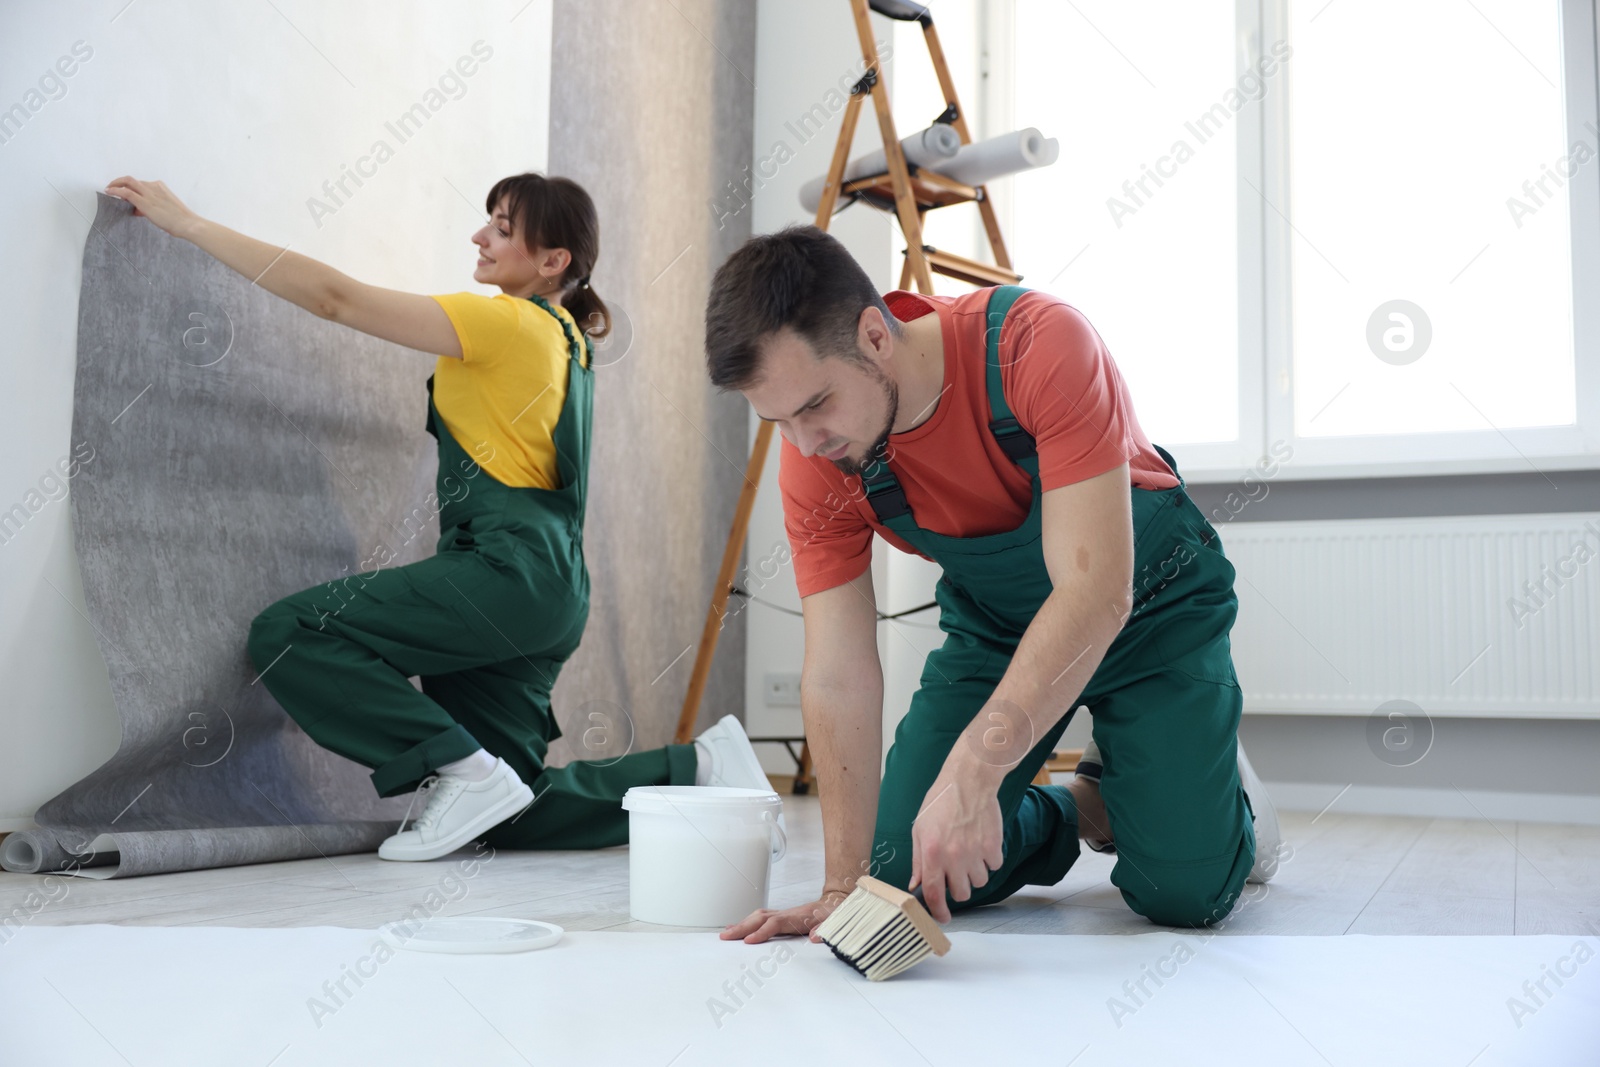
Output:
[798, 123, 962, 214]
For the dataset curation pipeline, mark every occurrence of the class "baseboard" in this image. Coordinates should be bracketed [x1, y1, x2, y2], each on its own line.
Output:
[1264, 781, 1600, 826]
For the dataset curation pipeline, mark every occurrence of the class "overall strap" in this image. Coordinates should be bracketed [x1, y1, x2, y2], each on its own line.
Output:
[860, 453, 911, 522]
[861, 285, 1039, 525]
[984, 285, 1038, 474]
[523, 292, 593, 517]
[525, 293, 591, 368]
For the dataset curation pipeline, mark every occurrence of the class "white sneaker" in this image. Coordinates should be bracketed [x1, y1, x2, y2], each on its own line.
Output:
[1237, 740, 1282, 884]
[1074, 738, 1104, 784]
[694, 715, 784, 833]
[378, 758, 534, 862]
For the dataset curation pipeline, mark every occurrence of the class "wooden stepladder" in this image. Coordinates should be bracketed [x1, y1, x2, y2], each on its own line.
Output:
[675, 0, 1032, 790]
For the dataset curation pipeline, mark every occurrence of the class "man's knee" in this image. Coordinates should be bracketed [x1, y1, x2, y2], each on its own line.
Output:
[1119, 851, 1250, 929]
[1134, 884, 1241, 928]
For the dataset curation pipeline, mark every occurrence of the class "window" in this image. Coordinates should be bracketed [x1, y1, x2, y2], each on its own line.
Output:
[989, 0, 1600, 479]
[1011, 0, 1242, 450]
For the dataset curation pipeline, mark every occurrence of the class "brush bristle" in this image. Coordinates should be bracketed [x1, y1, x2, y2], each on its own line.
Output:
[815, 885, 939, 981]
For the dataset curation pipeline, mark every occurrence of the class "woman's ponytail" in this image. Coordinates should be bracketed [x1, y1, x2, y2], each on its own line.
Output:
[562, 274, 612, 342]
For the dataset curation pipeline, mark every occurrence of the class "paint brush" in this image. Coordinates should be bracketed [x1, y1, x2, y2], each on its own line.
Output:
[814, 876, 951, 981]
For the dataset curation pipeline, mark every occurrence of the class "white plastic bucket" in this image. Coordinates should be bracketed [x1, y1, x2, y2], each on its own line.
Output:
[621, 785, 787, 927]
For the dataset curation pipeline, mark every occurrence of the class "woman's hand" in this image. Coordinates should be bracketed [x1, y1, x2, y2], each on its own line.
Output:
[719, 888, 850, 944]
[104, 177, 201, 239]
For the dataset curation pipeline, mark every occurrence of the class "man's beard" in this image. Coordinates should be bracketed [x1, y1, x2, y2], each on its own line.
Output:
[832, 371, 899, 477]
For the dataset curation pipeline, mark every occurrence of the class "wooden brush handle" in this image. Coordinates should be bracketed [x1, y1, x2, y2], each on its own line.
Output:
[856, 877, 952, 955]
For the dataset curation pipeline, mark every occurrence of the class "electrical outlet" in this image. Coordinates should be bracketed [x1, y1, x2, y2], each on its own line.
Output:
[763, 672, 802, 707]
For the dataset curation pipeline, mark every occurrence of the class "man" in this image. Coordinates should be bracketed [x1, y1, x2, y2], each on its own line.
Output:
[706, 226, 1281, 942]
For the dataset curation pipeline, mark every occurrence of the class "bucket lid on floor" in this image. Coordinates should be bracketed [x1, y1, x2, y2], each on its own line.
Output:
[378, 916, 564, 954]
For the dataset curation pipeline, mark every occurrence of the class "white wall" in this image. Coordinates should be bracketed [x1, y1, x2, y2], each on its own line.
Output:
[743, 0, 895, 772]
[742, 1, 1095, 775]
[0, 0, 554, 830]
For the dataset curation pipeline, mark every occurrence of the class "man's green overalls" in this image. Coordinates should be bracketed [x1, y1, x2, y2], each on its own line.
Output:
[247, 294, 697, 849]
[861, 285, 1256, 927]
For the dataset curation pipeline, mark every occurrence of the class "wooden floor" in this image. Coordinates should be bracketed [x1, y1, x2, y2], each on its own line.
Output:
[3, 798, 1596, 935]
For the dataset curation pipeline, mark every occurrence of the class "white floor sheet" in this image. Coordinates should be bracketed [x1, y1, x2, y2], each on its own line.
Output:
[2, 925, 1596, 1065]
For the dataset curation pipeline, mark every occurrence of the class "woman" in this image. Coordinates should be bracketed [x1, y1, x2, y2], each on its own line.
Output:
[103, 172, 771, 861]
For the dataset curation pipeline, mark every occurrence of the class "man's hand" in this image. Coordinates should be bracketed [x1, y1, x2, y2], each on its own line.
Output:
[720, 889, 850, 944]
[719, 570, 883, 945]
[909, 750, 1005, 922]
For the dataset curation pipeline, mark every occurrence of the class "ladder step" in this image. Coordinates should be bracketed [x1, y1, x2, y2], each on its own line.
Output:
[906, 246, 1022, 287]
[841, 166, 981, 211]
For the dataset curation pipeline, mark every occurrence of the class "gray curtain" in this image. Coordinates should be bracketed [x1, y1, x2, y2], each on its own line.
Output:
[542, 0, 756, 765]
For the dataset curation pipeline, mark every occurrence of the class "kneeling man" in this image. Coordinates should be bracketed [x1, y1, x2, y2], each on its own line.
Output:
[707, 226, 1281, 941]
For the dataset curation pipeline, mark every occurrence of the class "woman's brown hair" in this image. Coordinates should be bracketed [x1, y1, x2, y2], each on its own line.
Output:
[485, 172, 611, 341]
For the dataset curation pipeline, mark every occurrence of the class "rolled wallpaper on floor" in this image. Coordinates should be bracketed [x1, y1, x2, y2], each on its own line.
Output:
[1, 193, 437, 878]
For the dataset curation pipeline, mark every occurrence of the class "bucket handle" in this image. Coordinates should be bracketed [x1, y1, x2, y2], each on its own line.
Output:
[762, 809, 787, 862]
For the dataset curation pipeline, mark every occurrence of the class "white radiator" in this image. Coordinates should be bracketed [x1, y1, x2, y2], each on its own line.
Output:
[1216, 513, 1600, 719]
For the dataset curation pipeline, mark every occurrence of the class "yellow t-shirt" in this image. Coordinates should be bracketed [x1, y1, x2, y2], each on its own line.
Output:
[429, 292, 588, 489]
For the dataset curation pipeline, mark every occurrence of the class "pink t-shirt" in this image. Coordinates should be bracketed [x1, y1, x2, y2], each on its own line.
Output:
[780, 287, 1177, 597]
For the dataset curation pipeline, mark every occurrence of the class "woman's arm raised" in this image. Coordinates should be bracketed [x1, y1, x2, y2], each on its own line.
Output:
[104, 177, 462, 359]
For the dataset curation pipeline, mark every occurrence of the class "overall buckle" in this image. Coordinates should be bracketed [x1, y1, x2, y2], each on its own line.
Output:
[990, 417, 1037, 462]
[866, 482, 911, 521]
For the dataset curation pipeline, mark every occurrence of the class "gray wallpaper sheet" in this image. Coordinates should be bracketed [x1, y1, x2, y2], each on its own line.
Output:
[1, 193, 436, 878]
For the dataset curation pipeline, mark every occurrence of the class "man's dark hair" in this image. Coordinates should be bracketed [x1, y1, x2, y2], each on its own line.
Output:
[704, 224, 905, 390]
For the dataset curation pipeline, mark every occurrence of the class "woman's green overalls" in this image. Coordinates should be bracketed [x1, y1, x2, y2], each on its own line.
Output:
[247, 294, 697, 850]
[861, 285, 1257, 927]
